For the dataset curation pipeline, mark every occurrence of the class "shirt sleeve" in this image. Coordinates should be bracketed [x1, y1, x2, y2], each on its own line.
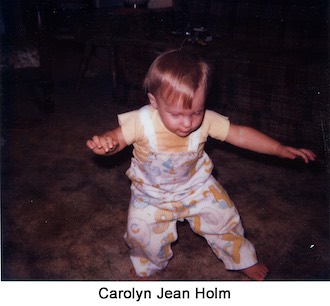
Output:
[117, 110, 140, 146]
[203, 110, 230, 141]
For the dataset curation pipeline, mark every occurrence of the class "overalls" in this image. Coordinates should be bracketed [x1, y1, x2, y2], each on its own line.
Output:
[124, 106, 257, 277]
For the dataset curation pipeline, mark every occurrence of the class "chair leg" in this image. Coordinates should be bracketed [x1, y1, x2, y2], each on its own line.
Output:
[75, 42, 94, 91]
[109, 45, 117, 99]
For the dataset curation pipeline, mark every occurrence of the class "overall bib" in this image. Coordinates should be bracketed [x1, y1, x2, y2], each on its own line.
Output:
[124, 106, 257, 277]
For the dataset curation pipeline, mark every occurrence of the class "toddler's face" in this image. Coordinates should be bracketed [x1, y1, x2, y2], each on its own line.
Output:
[149, 87, 206, 137]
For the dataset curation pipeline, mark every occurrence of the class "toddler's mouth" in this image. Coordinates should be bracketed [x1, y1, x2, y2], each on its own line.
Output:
[177, 130, 191, 137]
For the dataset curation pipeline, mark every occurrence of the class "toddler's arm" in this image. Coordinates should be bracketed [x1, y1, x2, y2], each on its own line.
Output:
[86, 126, 127, 155]
[225, 124, 315, 163]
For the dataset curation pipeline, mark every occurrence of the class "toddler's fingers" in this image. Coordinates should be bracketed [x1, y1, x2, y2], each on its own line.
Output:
[292, 148, 313, 163]
[98, 137, 110, 152]
[92, 135, 102, 148]
[88, 134, 119, 154]
[100, 136, 117, 152]
[108, 138, 118, 151]
[86, 139, 95, 150]
[299, 149, 316, 160]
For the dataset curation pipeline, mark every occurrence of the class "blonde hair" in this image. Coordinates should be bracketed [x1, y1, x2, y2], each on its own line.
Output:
[143, 50, 210, 109]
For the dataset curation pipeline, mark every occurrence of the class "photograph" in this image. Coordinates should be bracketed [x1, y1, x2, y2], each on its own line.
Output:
[1, 0, 329, 303]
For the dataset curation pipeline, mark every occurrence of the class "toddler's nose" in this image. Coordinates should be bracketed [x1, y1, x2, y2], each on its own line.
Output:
[182, 116, 192, 128]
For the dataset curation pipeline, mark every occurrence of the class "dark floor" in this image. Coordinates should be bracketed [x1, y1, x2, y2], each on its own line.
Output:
[1, 36, 329, 281]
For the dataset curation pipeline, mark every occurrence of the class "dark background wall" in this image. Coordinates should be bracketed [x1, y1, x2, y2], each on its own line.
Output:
[1, 0, 329, 156]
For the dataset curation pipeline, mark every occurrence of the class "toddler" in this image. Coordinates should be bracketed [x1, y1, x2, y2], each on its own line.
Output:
[86, 50, 315, 280]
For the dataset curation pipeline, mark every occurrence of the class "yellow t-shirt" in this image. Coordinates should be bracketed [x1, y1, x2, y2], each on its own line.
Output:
[118, 105, 230, 162]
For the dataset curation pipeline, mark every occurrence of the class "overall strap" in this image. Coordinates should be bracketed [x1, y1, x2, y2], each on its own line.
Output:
[139, 105, 158, 151]
[188, 128, 201, 151]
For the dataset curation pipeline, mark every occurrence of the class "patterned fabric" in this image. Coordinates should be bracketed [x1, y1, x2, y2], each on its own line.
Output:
[124, 106, 257, 277]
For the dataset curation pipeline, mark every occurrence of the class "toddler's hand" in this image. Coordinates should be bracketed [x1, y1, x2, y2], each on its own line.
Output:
[275, 144, 316, 163]
[86, 134, 118, 155]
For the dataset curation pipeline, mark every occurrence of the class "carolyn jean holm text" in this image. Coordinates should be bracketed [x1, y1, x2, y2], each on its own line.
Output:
[99, 286, 231, 301]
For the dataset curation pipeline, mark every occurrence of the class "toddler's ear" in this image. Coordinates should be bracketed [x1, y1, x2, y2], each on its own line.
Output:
[147, 93, 158, 109]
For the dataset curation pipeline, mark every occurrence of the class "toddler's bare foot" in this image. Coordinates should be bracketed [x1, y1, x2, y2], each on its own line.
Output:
[240, 263, 269, 281]
[130, 268, 149, 281]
